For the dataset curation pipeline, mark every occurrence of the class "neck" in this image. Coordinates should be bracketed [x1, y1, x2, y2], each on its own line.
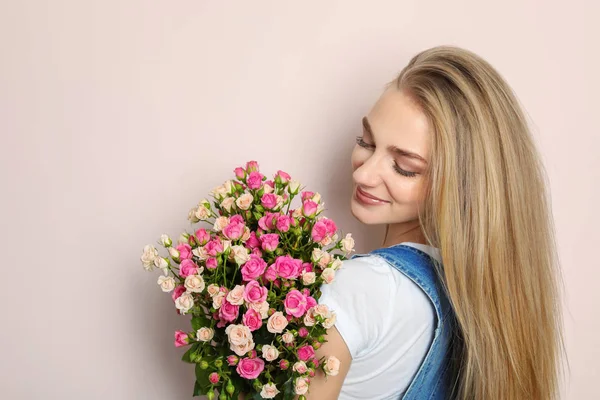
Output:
[382, 221, 427, 248]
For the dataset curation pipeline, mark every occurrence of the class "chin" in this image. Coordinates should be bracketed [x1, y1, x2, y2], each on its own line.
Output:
[349, 197, 384, 225]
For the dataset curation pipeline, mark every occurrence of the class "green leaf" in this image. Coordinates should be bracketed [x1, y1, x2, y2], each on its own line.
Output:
[182, 343, 200, 363]
[193, 380, 203, 397]
[191, 314, 210, 331]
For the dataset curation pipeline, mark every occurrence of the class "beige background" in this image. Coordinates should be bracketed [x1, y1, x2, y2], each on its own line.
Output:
[1, 1, 598, 398]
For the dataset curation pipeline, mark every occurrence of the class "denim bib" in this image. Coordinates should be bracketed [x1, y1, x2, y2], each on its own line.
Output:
[350, 244, 456, 400]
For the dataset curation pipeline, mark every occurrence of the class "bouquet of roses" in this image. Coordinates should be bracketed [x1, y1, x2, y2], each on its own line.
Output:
[140, 160, 355, 399]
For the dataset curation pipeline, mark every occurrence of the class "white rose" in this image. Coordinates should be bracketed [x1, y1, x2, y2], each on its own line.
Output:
[294, 377, 309, 395]
[312, 192, 322, 203]
[160, 234, 172, 247]
[274, 194, 284, 210]
[194, 204, 211, 220]
[262, 183, 274, 194]
[341, 233, 355, 253]
[313, 304, 330, 319]
[323, 311, 337, 329]
[223, 180, 234, 195]
[212, 292, 225, 309]
[311, 248, 325, 264]
[282, 331, 295, 344]
[235, 193, 254, 210]
[292, 208, 303, 218]
[211, 184, 229, 201]
[175, 292, 194, 314]
[230, 245, 250, 265]
[321, 268, 335, 284]
[226, 284, 245, 305]
[261, 344, 280, 362]
[140, 245, 158, 271]
[207, 284, 220, 297]
[184, 275, 206, 293]
[231, 340, 255, 356]
[153, 256, 169, 274]
[157, 275, 176, 292]
[293, 361, 308, 374]
[178, 233, 190, 244]
[241, 226, 251, 241]
[266, 312, 288, 334]
[303, 307, 316, 326]
[260, 383, 280, 399]
[249, 301, 270, 319]
[222, 240, 231, 252]
[317, 252, 332, 268]
[319, 235, 332, 246]
[168, 247, 180, 260]
[330, 258, 342, 270]
[192, 246, 208, 260]
[302, 272, 316, 285]
[188, 207, 200, 223]
[196, 327, 214, 342]
[288, 180, 300, 194]
[220, 196, 235, 213]
[225, 324, 252, 346]
[213, 216, 230, 232]
[324, 355, 341, 376]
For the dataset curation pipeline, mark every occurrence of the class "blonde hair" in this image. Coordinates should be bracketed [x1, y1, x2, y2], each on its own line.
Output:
[388, 46, 569, 399]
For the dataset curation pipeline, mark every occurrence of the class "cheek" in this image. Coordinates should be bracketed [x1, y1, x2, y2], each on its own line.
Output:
[389, 180, 425, 204]
[351, 147, 367, 170]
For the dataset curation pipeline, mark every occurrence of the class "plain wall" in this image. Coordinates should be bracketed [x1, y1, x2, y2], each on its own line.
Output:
[1, 1, 598, 398]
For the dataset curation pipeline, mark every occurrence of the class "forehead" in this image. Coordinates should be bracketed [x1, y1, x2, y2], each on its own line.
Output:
[367, 88, 432, 160]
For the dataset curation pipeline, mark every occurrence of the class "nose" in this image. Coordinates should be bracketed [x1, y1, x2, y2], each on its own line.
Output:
[352, 153, 385, 188]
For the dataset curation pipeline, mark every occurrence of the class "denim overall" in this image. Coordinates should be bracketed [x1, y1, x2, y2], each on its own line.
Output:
[350, 244, 456, 400]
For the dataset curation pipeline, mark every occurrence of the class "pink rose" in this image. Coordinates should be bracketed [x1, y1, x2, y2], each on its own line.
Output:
[234, 167, 246, 179]
[276, 215, 291, 232]
[275, 255, 302, 280]
[179, 259, 199, 277]
[236, 357, 265, 379]
[174, 330, 189, 347]
[246, 160, 259, 172]
[258, 213, 278, 231]
[204, 238, 224, 257]
[171, 285, 186, 301]
[223, 222, 245, 240]
[241, 256, 268, 282]
[321, 218, 337, 235]
[311, 220, 328, 242]
[247, 171, 264, 189]
[209, 372, 220, 384]
[243, 280, 268, 304]
[251, 247, 262, 257]
[302, 262, 314, 273]
[305, 296, 317, 309]
[218, 299, 240, 322]
[301, 191, 315, 201]
[246, 232, 261, 249]
[175, 243, 192, 260]
[242, 309, 262, 331]
[230, 214, 244, 224]
[227, 355, 239, 366]
[284, 290, 307, 317]
[298, 327, 309, 338]
[195, 228, 211, 246]
[275, 170, 291, 184]
[263, 264, 277, 282]
[206, 257, 218, 270]
[302, 200, 318, 217]
[260, 233, 280, 252]
[297, 345, 315, 361]
[261, 193, 278, 210]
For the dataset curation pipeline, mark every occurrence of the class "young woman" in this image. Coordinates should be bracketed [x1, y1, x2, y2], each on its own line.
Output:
[303, 45, 568, 399]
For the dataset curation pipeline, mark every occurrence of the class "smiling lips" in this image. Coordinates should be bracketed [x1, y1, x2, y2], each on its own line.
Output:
[355, 186, 390, 205]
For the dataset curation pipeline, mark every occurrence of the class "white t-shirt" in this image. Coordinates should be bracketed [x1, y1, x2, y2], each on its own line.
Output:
[318, 242, 442, 400]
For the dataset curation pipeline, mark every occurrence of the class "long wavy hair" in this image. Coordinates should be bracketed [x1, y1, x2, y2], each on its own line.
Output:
[387, 46, 569, 399]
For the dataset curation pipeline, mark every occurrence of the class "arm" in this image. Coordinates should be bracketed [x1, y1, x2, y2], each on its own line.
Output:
[299, 325, 352, 400]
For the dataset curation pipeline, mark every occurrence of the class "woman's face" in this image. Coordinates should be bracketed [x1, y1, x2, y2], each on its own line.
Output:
[350, 87, 432, 226]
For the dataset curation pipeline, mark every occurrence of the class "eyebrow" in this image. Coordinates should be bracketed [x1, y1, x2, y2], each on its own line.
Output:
[362, 116, 428, 165]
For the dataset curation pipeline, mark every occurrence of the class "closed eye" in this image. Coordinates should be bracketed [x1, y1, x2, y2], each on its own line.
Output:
[355, 136, 418, 178]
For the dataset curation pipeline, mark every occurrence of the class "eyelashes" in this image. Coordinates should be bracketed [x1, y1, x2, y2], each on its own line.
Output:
[355, 136, 418, 178]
